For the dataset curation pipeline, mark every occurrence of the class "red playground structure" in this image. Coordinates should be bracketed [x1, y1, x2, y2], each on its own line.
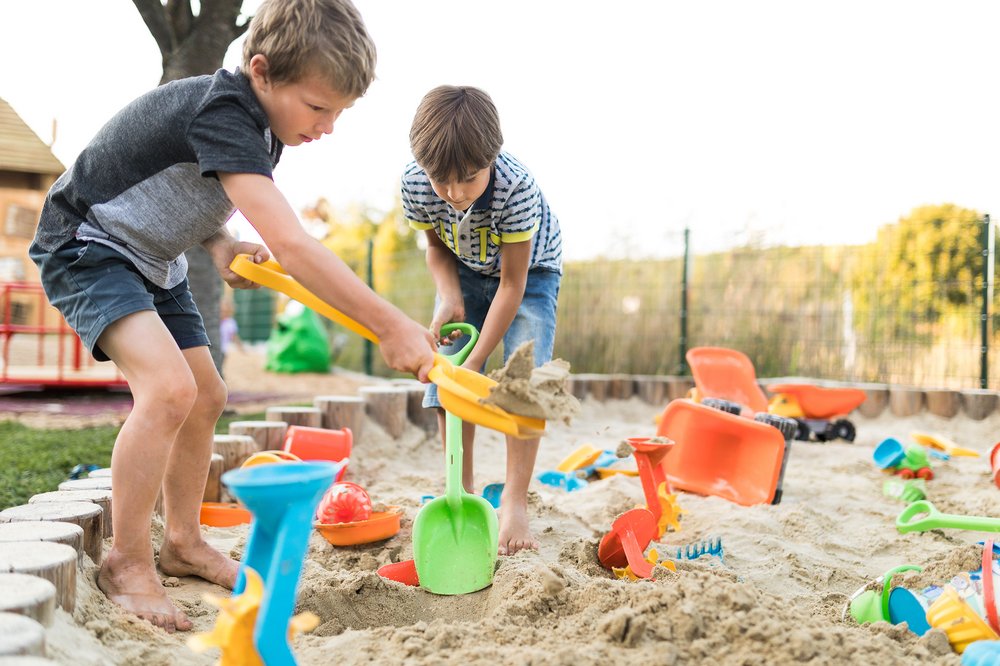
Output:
[0, 282, 126, 389]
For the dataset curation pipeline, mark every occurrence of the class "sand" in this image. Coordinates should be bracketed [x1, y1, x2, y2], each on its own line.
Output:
[13, 352, 1000, 664]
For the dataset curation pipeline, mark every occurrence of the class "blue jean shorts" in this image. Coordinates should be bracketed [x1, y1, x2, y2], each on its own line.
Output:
[423, 263, 561, 409]
[29, 238, 210, 362]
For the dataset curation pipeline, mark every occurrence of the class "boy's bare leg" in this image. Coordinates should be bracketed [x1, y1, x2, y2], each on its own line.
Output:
[498, 435, 540, 556]
[94, 312, 197, 633]
[157, 346, 238, 589]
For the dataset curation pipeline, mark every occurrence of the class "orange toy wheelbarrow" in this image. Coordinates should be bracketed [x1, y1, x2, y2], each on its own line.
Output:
[229, 255, 544, 438]
[767, 383, 865, 442]
[685, 347, 770, 414]
[656, 399, 789, 506]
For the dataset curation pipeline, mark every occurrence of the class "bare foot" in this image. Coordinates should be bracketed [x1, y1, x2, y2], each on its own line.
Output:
[158, 538, 239, 589]
[497, 500, 539, 556]
[97, 548, 193, 633]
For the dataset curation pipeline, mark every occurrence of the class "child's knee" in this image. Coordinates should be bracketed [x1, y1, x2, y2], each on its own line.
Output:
[196, 374, 229, 417]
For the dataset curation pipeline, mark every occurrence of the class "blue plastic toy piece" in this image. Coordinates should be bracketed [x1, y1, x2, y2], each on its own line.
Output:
[675, 536, 724, 563]
[481, 483, 504, 509]
[677, 537, 726, 562]
[536, 470, 588, 492]
[886, 585, 937, 636]
[962, 640, 1000, 665]
[927, 449, 951, 461]
[873, 438, 906, 469]
[224, 461, 338, 666]
[68, 463, 100, 480]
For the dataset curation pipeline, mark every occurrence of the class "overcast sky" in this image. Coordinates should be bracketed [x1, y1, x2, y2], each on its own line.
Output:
[3, 1, 999, 259]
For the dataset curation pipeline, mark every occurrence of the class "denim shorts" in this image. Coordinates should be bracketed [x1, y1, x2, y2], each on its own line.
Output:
[28, 238, 210, 362]
[423, 262, 561, 409]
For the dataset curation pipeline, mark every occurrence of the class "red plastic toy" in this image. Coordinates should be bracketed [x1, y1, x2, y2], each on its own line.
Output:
[316, 482, 372, 524]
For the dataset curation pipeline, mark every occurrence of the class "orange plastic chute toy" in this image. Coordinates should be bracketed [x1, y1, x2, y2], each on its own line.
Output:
[656, 399, 786, 506]
[685, 347, 769, 414]
[766, 383, 866, 420]
[598, 508, 659, 579]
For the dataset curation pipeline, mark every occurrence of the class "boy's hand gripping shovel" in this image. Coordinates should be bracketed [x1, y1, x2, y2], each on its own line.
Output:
[229, 255, 544, 438]
[412, 323, 499, 594]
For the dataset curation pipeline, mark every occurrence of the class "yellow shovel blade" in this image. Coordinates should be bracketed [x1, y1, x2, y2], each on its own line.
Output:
[229, 255, 545, 437]
[911, 431, 979, 458]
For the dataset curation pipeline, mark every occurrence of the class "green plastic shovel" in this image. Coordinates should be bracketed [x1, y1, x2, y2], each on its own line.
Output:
[897, 500, 1000, 534]
[413, 323, 499, 595]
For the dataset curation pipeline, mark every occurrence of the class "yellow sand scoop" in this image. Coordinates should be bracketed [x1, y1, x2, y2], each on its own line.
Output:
[229, 255, 544, 438]
[911, 432, 980, 458]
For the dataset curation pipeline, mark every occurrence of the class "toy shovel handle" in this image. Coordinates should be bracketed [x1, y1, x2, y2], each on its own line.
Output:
[437, 323, 478, 367]
[897, 500, 1000, 533]
[620, 526, 654, 578]
[230, 255, 379, 343]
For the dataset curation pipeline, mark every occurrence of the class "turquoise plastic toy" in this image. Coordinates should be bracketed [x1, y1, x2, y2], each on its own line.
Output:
[963, 640, 1000, 665]
[224, 461, 338, 666]
[873, 438, 906, 469]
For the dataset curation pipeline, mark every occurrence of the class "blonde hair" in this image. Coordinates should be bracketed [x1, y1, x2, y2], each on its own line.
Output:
[409, 86, 503, 183]
[242, 0, 376, 98]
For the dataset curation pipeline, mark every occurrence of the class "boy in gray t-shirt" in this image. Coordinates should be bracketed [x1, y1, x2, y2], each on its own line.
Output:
[29, 0, 435, 633]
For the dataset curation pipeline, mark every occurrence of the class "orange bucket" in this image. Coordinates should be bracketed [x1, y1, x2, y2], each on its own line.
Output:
[283, 426, 351, 480]
[991, 443, 1000, 489]
[656, 399, 786, 506]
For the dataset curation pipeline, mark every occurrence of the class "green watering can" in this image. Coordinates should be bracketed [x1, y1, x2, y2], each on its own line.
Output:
[413, 323, 499, 595]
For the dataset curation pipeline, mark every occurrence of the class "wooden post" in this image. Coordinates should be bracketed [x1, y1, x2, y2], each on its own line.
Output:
[0, 573, 56, 627]
[313, 396, 365, 439]
[0, 612, 46, 657]
[0, 502, 103, 566]
[228, 421, 288, 452]
[212, 435, 259, 474]
[889, 386, 924, 417]
[29, 490, 112, 538]
[587, 376, 610, 402]
[855, 383, 890, 418]
[607, 374, 636, 401]
[0, 542, 77, 612]
[0, 522, 84, 567]
[567, 374, 590, 400]
[961, 389, 999, 421]
[358, 386, 408, 439]
[634, 375, 667, 406]
[264, 406, 322, 429]
[203, 453, 224, 503]
[666, 377, 695, 401]
[402, 385, 437, 432]
[57, 477, 111, 492]
[923, 389, 961, 419]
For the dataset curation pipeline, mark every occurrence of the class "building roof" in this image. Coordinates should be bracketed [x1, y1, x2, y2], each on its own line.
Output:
[0, 97, 65, 176]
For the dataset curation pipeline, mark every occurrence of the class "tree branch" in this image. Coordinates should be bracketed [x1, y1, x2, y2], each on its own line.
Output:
[130, 0, 174, 58]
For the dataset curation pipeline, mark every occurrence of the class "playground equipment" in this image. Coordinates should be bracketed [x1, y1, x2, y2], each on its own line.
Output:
[222, 461, 338, 665]
[314, 506, 403, 546]
[675, 537, 724, 563]
[412, 323, 499, 595]
[685, 346, 769, 413]
[656, 398, 794, 506]
[927, 588, 999, 653]
[0, 281, 127, 389]
[229, 255, 543, 438]
[316, 482, 372, 524]
[847, 564, 923, 627]
[537, 445, 619, 491]
[626, 436, 684, 536]
[377, 559, 420, 587]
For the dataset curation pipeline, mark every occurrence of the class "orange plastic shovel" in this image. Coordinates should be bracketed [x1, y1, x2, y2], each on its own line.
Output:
[229, 255, 544, 438]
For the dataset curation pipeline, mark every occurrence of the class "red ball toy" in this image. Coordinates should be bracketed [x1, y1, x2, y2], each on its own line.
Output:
[316, 482, 373, 524]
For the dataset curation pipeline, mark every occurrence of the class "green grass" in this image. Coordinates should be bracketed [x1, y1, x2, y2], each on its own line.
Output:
[0, 412, 265, 511]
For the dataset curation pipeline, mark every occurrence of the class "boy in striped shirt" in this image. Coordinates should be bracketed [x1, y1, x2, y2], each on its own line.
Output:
[401, 85, 563, 555]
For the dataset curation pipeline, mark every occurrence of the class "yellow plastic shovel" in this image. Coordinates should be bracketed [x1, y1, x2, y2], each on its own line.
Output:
[228, 255, 545, 438]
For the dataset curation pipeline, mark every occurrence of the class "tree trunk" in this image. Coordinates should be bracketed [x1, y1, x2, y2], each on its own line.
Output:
[131, 0, 250, 374]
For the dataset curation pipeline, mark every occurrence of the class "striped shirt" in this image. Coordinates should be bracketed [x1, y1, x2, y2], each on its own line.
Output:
[401, 151, 562, 277]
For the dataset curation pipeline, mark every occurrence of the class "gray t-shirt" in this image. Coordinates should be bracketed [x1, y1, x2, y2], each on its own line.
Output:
[35, 68, 281, 288]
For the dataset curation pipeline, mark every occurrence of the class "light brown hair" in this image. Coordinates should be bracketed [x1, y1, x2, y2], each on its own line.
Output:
[409, 85, 503, 183]
[242, 0, 376, 98]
